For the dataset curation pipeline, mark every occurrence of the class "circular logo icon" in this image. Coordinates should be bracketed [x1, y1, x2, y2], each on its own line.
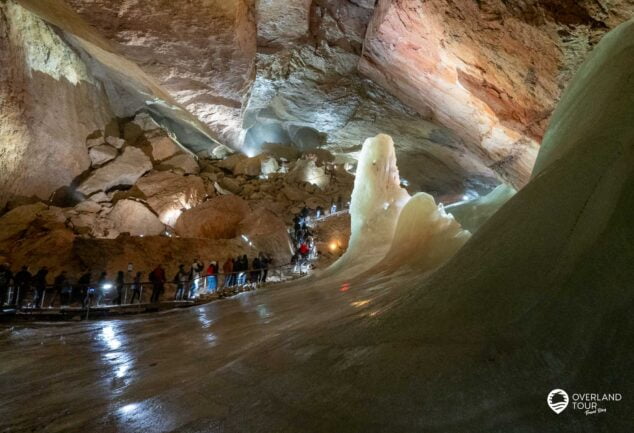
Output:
[547, 389, 569, 414]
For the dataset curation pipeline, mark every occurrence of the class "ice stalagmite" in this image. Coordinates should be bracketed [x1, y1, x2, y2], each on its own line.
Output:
[323, 134, 410, 278]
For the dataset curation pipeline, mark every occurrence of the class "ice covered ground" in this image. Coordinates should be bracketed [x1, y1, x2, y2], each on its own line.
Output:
[1, 18, 634, 433]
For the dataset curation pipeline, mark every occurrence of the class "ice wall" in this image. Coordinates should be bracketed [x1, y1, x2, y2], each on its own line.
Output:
[445, 184, 516, 233]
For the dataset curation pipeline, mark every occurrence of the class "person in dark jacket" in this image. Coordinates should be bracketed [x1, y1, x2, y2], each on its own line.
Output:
[13, 266, 32, 309]
[51, 271, 68, 307]
[115, 271, 125, 305]
[0, 263, 13, 309]
[130, 272, 142, 304]
[78, 271, 92, 308]
[251, 256, 261, 284]
[32, 267, 49, 309]
[260, 253, 271, 283]
[149, 265, 166, 303]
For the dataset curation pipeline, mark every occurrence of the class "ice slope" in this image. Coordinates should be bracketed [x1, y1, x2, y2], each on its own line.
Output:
[445, 183, 516, 233]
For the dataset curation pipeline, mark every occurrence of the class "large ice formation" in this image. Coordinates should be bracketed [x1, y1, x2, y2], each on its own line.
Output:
[445, 184, 517, 233]
[323, 134, 468, 280]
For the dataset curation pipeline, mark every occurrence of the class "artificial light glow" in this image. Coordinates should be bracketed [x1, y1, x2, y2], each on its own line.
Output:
[102, 283, 113, 290]
[119, 403, 138, 415]
[350, 300, 370, 308]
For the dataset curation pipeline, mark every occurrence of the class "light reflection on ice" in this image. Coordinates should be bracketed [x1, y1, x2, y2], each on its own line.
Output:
[101, 325, 121, 350]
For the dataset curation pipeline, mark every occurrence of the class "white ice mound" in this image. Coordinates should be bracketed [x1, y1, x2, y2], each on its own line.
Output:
[373, 193, 470, 274]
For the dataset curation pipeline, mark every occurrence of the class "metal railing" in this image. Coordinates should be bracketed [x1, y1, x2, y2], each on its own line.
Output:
[0, 263, 308, 316]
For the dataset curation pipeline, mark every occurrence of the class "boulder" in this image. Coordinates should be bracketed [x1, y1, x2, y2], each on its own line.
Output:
[74, 201, 102, 213]
[211, 145, 234, 159]
[282, 185, 308, 202]
[261, 156, 279, 175]
[105, 136, 125, 149]
[217, 177, 242, 195]
[161, 154, 200, 174]
[77, 147, 153, 195]
[217, 154, 247, 173]
[132, 112, 159, 131]
[0, 203, 48, 244]
[238, 208, 293, 265]
[86, 137, 105, 148]
[148, 134, 181, 161]
[174, 195, 250, 239]
[88, 192, 110, 203]
[234, 155, 267, 176]
[287, 158, 329, 188]
[136, 171, 207, 226]
[88, 144, 118, 166]
[107, 199, 165, 237]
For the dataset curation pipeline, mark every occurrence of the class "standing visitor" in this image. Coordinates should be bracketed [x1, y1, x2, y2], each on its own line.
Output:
[205, 262, 217, 294]
[13, 266, 32, 309]
[51, 271, 68, 308]
[260, 253, 271, 283]
[0, 263, 13, 309]
[78, 271, 92, 308]
[114, 271, 125, 305]
[251, 256, 261, 285]
[32, 266, 48, 309]
[130, 272, 142, 304]
[189, 259, 203, 299]
[96, 272, 108, 306]
[222, 257, 233, 289]
[174, 264, 188, 301]
[149, 265, 166, 303]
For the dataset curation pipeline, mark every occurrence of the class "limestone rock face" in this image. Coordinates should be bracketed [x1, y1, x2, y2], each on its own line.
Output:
[107, 199, 165, 237]
[174, 195, 250, 239]
[88, 144, 118, 166]
[78, 146, 152, 195]
[233, 154, 270, 177]
[136, 171, 207, 227]
[64, 0, 257, 147]
[359, 0, 634, 187]
[0, 1, 112, 207]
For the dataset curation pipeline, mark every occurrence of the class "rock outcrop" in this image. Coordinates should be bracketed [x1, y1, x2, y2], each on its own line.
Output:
[174, 195, 250, 240]
[107, 199, 165, 237]
[77, 146, 152, 195]
[359, 0, 634, 187]
[136, 171, 207, 227]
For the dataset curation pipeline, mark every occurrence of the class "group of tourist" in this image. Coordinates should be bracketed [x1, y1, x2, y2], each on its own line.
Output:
[0, 253, 273, 311]
[291, 208, 317, 273]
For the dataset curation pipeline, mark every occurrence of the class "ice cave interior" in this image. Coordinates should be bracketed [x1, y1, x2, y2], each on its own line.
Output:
[0, 0, 632, 432]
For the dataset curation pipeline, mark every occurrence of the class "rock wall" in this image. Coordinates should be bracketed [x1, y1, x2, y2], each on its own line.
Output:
[359, 0, 634, 187]
[0, 1, 112, 206]
[64, 0, 257, 147]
